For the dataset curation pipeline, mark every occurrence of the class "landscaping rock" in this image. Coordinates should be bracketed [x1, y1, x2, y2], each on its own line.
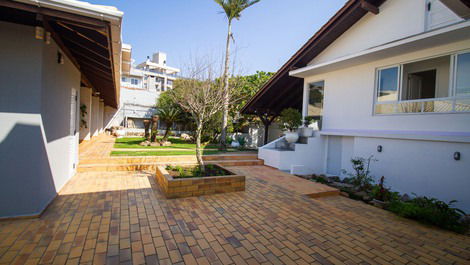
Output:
[330, 182, 354, 189]
[139, 141, 150, 146]
[149, 142, 160, 147]
[159, 141, 172, 147]
[328, 176, 341, 183]
[353, 191, 371, 201]
[181, 133, 192, 141]
[370, 199, 386, 208]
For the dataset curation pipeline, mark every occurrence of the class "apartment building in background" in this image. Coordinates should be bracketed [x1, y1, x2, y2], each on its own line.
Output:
[118, 44, 180, 130]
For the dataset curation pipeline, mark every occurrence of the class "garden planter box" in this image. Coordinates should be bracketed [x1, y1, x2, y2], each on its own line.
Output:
[156, 165, 245, 199]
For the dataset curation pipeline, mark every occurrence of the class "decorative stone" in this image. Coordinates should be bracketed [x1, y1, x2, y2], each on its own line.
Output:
[159, 141, 172, 146]
[328, 176, 341, 183]
[330, 182, 354, 189]
[181, 133, 192, 141]
[370, 199, 386, 208]
[139, 140, 151, 146]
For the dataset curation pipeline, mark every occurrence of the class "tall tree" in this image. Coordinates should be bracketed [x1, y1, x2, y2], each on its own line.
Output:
[170, 60, 227, 171]
[214, 0, 260, 150]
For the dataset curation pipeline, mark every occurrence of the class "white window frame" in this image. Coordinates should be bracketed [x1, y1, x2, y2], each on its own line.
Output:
[373, 50, 470, 115]
[376, 64, 401, 103]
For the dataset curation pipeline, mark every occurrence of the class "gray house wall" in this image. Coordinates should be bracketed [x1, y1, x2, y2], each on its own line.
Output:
[0, 21, 80, 218]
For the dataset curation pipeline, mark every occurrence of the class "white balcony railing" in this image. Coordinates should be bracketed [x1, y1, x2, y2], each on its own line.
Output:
[375, 96, 470, 115]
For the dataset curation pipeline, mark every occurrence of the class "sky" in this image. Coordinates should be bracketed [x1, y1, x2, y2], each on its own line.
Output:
[87, 0, 347, 74]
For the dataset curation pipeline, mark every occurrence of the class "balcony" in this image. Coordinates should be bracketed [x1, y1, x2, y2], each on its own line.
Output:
[375, 96, 470, 115]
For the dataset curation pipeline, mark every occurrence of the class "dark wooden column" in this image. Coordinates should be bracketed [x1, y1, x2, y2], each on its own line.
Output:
[257, 112, 277, 145]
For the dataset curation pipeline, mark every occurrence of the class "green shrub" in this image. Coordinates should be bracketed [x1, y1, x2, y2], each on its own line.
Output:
[342, 156, 377, 191]
[278, 108, 302, 132]
[387, 196, 468, 233]
[236, 135, 246, 147]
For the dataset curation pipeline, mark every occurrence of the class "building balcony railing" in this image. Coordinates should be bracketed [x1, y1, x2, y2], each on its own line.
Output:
[375, 95, 470, 115]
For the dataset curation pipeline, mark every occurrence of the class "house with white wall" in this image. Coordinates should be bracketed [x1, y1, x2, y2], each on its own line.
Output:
[0, 0, 122, 218]
[118, 44, 180, 130]
[242, 0, 470, 211]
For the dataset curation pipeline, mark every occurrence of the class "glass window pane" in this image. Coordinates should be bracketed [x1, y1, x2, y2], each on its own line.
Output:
[377, 67, 399, 102]
[308, 81, 324, 117]
[456, 52, 470, 96]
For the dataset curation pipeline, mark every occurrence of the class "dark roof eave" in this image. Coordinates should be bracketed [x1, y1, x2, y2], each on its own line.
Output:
[241, 0, 387, 115]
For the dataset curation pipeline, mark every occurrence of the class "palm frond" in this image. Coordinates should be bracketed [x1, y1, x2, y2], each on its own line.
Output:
[213, 0, 260, 21]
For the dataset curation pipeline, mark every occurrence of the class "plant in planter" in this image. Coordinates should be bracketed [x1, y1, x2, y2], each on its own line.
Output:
[300, 116, 316, 137]
[278, 108, 302, 143]
[80, 104, 88, 129]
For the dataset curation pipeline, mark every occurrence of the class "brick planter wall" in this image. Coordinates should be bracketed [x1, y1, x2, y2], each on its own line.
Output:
[156, 165, 245, 198]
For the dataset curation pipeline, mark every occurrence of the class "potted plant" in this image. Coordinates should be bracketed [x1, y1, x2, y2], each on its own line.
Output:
[278, 108, 302, 143]
[300, 116, 315, 137]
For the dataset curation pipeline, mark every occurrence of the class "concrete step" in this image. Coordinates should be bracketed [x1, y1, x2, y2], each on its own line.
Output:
[77, 159, 264, 172]
[79, 154, 259, 165]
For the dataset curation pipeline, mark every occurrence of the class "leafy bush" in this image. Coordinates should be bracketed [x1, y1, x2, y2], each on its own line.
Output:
[387, 196, 468, 233]
[303, 115, 319, 127]
[342, 156, 377, 191]
[278, 108, 302, 132]
[236, 135, 246, 147]
[370, 176, 400, 202]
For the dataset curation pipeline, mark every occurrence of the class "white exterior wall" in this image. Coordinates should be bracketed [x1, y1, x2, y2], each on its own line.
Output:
[304, 40, 470, 134]
[310, 0, 461, 66]
[98, 101, 104, 133]
[79, 87, 92, 141]
[104, 105, 119, 128]
[297, 1, 470, 210]
[349, 137, 470, 211]
[120, 88, 159, 108]
[91, 96, 100, 137]
[0, 22, 80, 217]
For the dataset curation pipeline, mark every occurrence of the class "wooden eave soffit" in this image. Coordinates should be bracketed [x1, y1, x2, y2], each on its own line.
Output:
[440, 0, 470, 19]
[360, 0, 380, 15]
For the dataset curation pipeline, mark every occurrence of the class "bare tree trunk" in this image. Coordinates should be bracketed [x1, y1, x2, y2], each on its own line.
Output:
[219, 20, 232, 151]
[195, 121, 205, 172]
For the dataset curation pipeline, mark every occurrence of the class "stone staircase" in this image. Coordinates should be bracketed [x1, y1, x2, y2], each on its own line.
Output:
[78, 154, 264, 172]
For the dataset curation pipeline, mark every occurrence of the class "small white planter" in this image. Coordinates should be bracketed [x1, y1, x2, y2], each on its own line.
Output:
[231, 141, 240, 148]
[285, 132, 299, 143]
[299, 127, 314, 137]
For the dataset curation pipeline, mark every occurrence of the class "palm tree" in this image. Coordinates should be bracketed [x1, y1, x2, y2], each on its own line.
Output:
[156, 107, 181, 142]
[214, 0, 260, 150]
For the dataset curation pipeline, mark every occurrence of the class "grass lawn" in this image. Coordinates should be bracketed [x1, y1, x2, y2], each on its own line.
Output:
[114, 137, 219, 150]
[111, 150, 222, 156]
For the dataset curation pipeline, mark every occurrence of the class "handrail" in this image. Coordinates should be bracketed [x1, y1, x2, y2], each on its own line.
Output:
[259, 136, 286, 150]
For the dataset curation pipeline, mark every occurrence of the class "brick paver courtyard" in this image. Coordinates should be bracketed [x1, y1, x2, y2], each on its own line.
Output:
[1, 169, 469, 265]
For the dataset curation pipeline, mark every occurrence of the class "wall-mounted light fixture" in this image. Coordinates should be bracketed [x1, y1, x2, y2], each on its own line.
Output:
[454, 152, 461, 161]
[57, 51, 64, 64]
[35, 26, 44, 40]
[377, 145, 383, 152]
